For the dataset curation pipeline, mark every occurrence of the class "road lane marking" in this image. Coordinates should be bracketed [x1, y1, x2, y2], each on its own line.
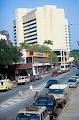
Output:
[0, 83, 46, 111]
[0, 99, 22, 110]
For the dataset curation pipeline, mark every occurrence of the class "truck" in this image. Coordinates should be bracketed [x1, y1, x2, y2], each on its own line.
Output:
[49, 84, 69, 108]
[16, 105, 50, 120]
[34, 94, 58, 120]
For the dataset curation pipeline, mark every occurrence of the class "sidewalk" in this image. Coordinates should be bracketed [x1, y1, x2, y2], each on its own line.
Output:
[41, 73, 51, 78]
[57, 86, 79, 120]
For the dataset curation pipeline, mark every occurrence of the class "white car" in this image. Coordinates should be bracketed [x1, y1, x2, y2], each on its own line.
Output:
[16, 76, 30, 85]
[16, 105, 50, 120]
[68, 78, 77, 88]
[49, 84, 68, 107]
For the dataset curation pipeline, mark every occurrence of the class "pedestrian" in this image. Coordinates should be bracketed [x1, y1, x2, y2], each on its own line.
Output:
[34, 91, 38, 101]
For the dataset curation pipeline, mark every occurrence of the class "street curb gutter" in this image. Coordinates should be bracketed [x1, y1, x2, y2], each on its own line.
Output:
[57, 98, 71, 120]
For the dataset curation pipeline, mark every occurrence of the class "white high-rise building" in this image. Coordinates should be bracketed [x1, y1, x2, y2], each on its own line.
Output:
[13, 5, 70, 52]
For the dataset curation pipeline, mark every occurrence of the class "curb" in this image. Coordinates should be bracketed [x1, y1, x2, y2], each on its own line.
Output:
[57, 98, 71, 120]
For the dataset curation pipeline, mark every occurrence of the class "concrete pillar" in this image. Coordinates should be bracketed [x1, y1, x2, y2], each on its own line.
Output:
[32, 66, 36, 75]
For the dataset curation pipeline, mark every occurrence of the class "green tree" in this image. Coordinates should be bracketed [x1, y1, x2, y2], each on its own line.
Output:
[19, 41, 58, 64]
[70, 50, 79, 61]
[20, 41, 30, 51]
[51, 52, 58, 66]
[0, 39, 21, 65]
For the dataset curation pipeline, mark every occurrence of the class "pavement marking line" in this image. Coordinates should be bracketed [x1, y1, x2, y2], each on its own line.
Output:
[32, 83, 46, 91]
[0, 98, 22, 110]
[0, 82, 46, 111]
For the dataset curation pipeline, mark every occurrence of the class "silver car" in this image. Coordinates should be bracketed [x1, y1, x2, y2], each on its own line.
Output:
[68, 78, 77, 88]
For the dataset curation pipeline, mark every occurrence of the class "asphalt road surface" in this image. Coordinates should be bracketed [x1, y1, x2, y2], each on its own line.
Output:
[0, 68, 77, 120]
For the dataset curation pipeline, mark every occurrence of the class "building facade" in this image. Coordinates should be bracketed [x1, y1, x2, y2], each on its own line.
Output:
[13, 5, 70, 51]
[15, 49, 51, 76]
[0, 30, 11, 45]
[54, 49, 69, 64]
[0, 34, 7, 41]
[65, 19, 71, 52]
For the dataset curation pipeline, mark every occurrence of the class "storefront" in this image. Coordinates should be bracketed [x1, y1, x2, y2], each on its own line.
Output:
[19, 50, 52, 75]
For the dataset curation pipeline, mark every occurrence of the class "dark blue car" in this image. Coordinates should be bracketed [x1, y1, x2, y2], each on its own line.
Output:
[34, 94, 58, 119]
[46, 79, 58, 88]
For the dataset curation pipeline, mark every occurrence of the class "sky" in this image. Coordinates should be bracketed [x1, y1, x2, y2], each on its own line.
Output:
[0, 0, 79, 50]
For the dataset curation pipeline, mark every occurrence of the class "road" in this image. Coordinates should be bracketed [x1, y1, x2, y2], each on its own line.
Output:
[57, 84, 79, 120]
[0, 68, 77, 120]
[0, 75, 50, 104]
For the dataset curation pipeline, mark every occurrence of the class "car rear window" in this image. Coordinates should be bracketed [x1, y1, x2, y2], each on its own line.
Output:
[16, 113, 40, 120]
[68, 79, 76, 82]
[47, 80, 57, 84]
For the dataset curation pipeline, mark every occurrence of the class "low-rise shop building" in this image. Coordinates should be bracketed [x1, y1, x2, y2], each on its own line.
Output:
[15, 49, 52, 76]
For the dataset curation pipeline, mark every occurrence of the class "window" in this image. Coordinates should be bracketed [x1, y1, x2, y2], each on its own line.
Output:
[24, 33, 37, 38]
[26, 57, 32, 63]
[24, 26, 37, 31]
[23, 22, 36, 28]
[58, 57, 61, 61]
[1, 82, 3, 85]
[61, 66, 64, 68]
[23, 19, 36, 24]
[25, 37, 37, 41]
[45, 109, 48, 117]
[24, 30, 37, 35]
[41, 109, 49, 120]
[54, 51, 60, 55]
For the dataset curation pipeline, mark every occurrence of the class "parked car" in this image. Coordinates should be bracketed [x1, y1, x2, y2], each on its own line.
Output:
[70, 64, 76, 68]
[45, 79, 58, 88]
[71, 76, 79, 84]
[35, 74, 42, 80]
[34, 94, 58, 119]
[30, 75, 36, 82]
[16, 76, 30, 85]
[30, 74, 42, 82]
[0, 79, 13, 91]
[49, 84, 68, 108]
[16, 105, 50, 120]
[68, 78, 77, 88]
[51, 71, 58, 77]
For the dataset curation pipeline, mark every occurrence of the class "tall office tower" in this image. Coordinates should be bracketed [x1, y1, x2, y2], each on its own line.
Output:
[13, 5, 70, 52]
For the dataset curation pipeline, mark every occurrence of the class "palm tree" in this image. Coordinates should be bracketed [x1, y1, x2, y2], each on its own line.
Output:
[20, 42, 30, 51]
[44, 40, 53, 46]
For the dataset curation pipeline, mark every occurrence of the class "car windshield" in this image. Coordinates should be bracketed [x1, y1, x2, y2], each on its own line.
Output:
[49, 89, 64, 94]
[68, 79, 76, 82]
[72, 76, 78, 78]
[47, 80, 57, 84]
[16, 113, 40, 120]
[35, 97, 54, 106]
